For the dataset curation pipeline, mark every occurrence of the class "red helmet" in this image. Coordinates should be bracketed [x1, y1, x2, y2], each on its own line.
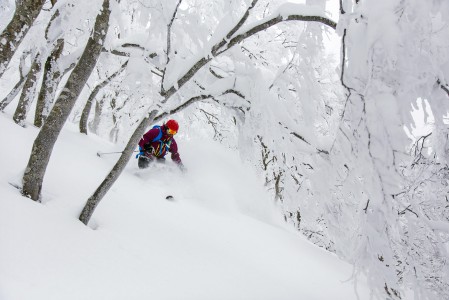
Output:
[166, 119, 179, 132]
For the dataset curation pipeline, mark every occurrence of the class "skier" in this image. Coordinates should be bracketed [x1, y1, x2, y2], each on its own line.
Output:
[137, 119, 185, 171]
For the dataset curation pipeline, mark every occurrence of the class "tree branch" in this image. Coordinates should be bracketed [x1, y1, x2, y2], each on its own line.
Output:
[0, 50, 31, 111]
[437, 79, 449, 97]
[80, 60, 129, 134]
[291, 132, 312, 145]
[161, 11, 336, 100]
[211, 0, 259, 55]
[222, 89, 245, 99]
[102, 44, 157, 59]
[216, 14, 337, 55]
[154, 94, 213, 122]
[155, 86, 247, 122]
[209, 67, 224, 79]
[161, 0, 183, 95]
[339, 0, 345, 15]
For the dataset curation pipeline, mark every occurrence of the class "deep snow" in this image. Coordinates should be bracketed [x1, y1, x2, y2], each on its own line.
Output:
[0, 113, 370, 300]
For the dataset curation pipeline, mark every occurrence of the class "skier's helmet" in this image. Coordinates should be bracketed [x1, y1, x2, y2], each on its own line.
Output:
[166, 119, 179, 135]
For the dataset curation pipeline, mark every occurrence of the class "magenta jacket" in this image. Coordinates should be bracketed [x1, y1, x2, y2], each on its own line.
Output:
[138, 125, 182, 164]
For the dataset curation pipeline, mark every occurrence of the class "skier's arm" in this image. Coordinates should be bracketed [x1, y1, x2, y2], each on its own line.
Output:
[169, 139, 182, 164]
[139, 128, 159, 150]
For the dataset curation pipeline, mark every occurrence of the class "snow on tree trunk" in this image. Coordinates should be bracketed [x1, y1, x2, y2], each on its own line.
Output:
[79, 109, 158, 225]
[0, 49, 31, 111]
[88, 95, 105, 135]
[0, 0, 45, 78]
[0, 72, 27, 111]
[34, 38, 64, 128]
[12, 51, 42, 126]
[22, 0, 111, 201]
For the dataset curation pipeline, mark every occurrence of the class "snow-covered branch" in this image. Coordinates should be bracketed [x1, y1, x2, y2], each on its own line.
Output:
[102, 44, 157, 59]
[162, 5, 335, 99]
[155, 94, 213, 122]
[215, 13, 336, 55]
[156, 88, 246, 122]
[80, 60, 129, 134]
[211, 0, 259, 55]
[161, 0, 183, 95]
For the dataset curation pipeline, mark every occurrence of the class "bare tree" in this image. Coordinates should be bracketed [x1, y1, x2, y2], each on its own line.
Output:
[22, 0, 112, 201]
[79, 60, 129, 134]
[12, 51, 42, 125]
[0, 0, 46, 78]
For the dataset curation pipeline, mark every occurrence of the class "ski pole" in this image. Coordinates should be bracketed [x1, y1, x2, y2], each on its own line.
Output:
[96, 150, 139, 157]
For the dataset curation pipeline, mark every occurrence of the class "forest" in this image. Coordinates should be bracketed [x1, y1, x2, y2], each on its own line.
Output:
[1, 0, 449, 299]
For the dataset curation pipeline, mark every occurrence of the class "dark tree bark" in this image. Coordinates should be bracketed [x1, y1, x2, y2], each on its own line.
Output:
[13, 52, 42, 126]
[0, 0, 46, 78]
[79, 60, 128, 134]
[22, 0, 111, 201]
[79, 109, 159, 225]
[34, 38, 65, 128]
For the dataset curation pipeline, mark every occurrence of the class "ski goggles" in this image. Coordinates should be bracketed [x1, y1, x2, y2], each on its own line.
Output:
[167, 128, 177, 135]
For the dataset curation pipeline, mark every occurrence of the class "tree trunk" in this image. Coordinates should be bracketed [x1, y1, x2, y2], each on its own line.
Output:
[79, 109, 158, 225]
[22, 0, 111, 201]
[0, 0, 45, 78]
[0, 50, 32, 111]
[0, 73, 27, 111]
[88, 95, 105, 134]
[13, 52, 42, 126]
[79, 60, 128, 134]
[34, 39, 64, 128]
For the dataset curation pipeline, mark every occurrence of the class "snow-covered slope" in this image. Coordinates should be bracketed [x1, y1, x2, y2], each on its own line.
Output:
[0, 114, 369, 300]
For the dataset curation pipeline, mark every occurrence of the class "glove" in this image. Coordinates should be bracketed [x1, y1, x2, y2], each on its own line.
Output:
[143, 144, 153, 152]
[142, 144, 153, 157]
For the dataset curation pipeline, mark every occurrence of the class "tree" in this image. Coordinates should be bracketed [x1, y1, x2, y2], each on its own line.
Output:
[311, 0, 449, 299]
[0, 50, 32, 111]
[34, 38, 65, 128]
[22, 0, 112, 201]
[79, 60, 128, 134]
[12, 51, 42, 125]
[0, 0, 46, 78]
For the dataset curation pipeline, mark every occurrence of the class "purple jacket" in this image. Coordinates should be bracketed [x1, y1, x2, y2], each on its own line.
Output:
[138, 125, 181, 164]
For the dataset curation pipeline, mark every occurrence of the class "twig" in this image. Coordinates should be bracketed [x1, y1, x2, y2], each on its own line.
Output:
[437, 79, 449, 97]
[216, 14, 337, 56]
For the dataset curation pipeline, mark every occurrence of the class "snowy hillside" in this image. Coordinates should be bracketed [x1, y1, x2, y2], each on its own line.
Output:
[0, 113, 370, 300]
